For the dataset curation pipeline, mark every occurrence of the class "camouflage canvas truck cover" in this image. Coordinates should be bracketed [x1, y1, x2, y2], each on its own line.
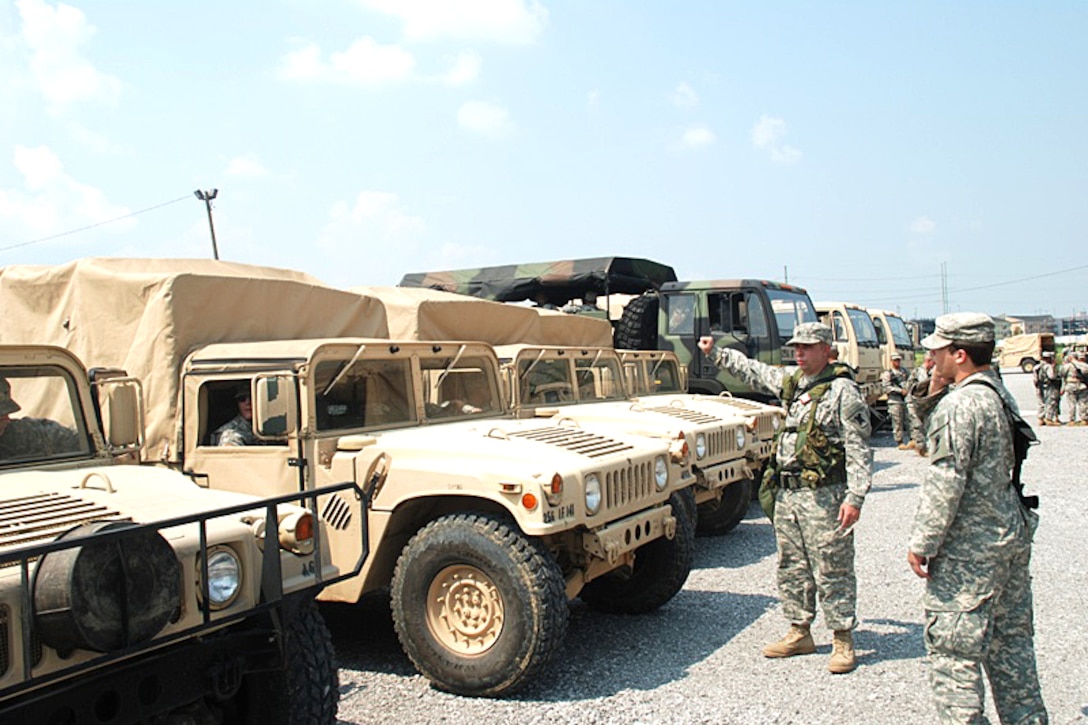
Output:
[816, 301, 884, 405]
[0, 261, 686, 697]
[493, 343, 755, 536]
[0, 344, 360, 724]
[618, 349, 785, 479]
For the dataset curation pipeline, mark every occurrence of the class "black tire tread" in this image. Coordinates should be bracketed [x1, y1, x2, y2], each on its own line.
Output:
[695, 478, 752, 536]
[614, 293, 660, 350]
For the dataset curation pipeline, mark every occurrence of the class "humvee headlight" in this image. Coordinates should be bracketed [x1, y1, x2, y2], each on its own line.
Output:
[654, 456, 669, 490]
[204, 548, 242, 610]
[735, 427, 746, 449]
[695, 433, 707, 459]
[585, 473, 602, 514]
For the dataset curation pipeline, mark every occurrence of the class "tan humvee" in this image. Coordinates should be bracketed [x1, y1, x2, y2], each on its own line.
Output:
[0, 260, 687, 698]
[0, 344, 355, 724]
[494, 343, 755, 535]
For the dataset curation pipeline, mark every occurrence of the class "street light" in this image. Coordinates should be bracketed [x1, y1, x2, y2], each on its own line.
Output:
[193, 189, 219, 260]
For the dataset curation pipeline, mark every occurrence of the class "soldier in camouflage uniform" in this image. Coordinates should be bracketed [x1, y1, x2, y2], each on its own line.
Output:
[907, 352, 935, 455]
[881, 353, 911, 448]
[1059, 350, 1088, 425]
[1036, 351, 1062, 426]
[698, 322, 872, 674]
[213, 383, 260, 446]
[907, 313, 1047, 725]
[0, 377, 81, 459]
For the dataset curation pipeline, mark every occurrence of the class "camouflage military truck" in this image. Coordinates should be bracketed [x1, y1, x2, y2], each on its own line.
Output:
[816, 301, 884, 405]
[868, 308, 918, 371]
[399, 258, 819, 404]
[0, 260, 689, 698]
[0, 344, 359, 724]
[494, 343, 754, 535]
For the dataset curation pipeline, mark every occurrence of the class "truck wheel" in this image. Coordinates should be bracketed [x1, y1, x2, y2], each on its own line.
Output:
[614, 293, 660, 350]
[240, 598, 338, 725]
[391, 513, 568, 697]
[579, 491, 695, 615]
[695, 478, 752, 536]
[1021, 359, 1036, 374]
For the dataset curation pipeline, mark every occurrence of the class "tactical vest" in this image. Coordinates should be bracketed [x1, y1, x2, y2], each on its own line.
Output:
[763, 363, 855, 492]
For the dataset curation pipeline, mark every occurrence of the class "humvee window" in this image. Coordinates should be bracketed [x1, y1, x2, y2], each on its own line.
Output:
[315, 358, 416, 431]
[0, 365, 87, 463]
[517, 358, 573, 405]
[648, 358, 684, 394]
[421, 355, 501, 419]
[666, 294, 696, 335]
[574, 356, 626, 402]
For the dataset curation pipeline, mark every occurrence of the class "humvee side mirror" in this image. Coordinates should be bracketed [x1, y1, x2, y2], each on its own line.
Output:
[98, 377, 144, 452]
[253, 375, 297, 440]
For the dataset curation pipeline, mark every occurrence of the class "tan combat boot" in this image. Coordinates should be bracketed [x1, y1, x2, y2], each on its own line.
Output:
[828, 630, 856, 673]
[762, 624, 816, 658]
[917, 446, 928, 457]
[906, 441, 917, 450]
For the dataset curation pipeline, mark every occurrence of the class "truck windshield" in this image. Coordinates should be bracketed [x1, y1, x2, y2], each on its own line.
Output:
[0, 365, 89, 464]
[574, 355, 627, 402]
[313, 358, 416, 431]
[885, 315, 914, 348]
[420, 355, 502, 421]
[847, 309, 879, 345]
[645, 358, 684, 395]
[766, 289, 817, 342]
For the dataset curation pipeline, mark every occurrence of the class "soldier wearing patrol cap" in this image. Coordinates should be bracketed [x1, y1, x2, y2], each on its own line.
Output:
[881, 352, 911, 448]
[1059, 349, 1088, 425]
[1035, 351, 1062, 426]
[907, 312, 1047, 724]
[0, 376, 81, 459]
[213, 382, 261, 446]
[698, 322, 872, 674]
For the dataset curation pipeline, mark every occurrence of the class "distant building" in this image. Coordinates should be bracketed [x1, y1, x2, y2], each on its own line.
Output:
[1057, 314, 1088, 336]
[1005, 314, 1056, 335]
[991, 315, 1015, 340]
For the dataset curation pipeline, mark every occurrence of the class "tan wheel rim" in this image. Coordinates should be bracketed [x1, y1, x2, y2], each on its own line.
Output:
[426, 564, 505, 656]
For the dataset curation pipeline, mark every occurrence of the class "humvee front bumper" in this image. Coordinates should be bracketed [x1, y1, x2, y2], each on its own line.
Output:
[581, 503, 676, 566]
[694, 456, 752, 493]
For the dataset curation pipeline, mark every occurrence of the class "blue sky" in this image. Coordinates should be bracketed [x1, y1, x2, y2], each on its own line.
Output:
[1, 0, 1085, 320]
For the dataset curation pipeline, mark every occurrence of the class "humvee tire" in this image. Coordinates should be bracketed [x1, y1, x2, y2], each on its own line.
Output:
[235, 599, 339, 724]
[578, 490, 695, 615]
[695, 478, 752, 536]
[1020, 358, 1037, 374]
[390, 513, 568, 697]
[614, 293, 659, 350]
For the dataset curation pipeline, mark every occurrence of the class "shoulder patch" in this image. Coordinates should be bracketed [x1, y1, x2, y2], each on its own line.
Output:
[929, 420, 953, 462]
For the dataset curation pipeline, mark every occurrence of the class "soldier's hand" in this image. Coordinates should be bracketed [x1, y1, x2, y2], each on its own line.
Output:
[837, 503, 860, 532]
[907, 551, 930, 579]
[928, 373, 952, 396]
[697, 336, 715, 355]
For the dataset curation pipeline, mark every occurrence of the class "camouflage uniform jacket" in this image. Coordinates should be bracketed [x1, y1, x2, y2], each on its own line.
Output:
[709, 347, 872, 508]
[0, 417, 81, 459]
[880, 366, 910, 400]
[909, 371, 1030, 566]
[1037, 361, 1060, 389]
[906, 364, 931, 393]
[213, 414, 259, 446]
[1060, 359, 1088, 393]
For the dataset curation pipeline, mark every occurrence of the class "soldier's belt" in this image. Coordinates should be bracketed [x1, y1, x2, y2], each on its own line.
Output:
[778, 469, 831, 490]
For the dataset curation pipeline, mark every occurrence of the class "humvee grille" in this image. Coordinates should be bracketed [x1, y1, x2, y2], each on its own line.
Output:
[507, 427, 634, 458]
[603, 460, 657, 511]
[0, 493, 128, 556]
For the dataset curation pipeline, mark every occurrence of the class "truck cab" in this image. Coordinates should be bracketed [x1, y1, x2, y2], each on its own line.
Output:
[816, 302, 883, 404]
[868, 308, 917, 372]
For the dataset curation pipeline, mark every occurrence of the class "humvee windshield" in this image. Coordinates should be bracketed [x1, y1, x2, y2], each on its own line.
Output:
[767, 289, 817, 341]
[0, 364, 89, 463]
[314, 358, 416, 431]
[646, 358, 685, 394]
[573, 356, 626, 402]
[420, 355, 502, 420]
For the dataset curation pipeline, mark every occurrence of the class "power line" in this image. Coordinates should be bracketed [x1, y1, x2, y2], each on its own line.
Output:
[0, 195, 191, 253]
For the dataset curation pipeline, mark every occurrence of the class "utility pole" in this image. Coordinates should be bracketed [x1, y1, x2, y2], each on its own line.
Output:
[193, 189, 219, 260]
[783, 265, 788, 284]
[940, 262, 949, 315]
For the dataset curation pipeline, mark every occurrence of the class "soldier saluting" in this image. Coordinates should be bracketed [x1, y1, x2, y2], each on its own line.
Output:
[698, 322, 872, 673]
[907, 312, 1047, 724]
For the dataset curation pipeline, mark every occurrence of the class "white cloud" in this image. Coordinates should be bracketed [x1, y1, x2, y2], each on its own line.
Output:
[910, 216, 936, 234]
[457, 100, 513, 137]
[676, 125, 715, 150]
[225, 155, 269, 178]
[281, 38, 415, 86]
[358, 0, 549, 44]
[0, 144, 131, 239]
[441, 50, 481, 86]
[17, 0, 121, 111]
[751, 115, 802, 165]
[672, 82, 699, 109]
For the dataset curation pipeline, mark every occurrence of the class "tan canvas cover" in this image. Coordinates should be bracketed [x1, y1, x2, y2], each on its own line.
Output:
[998, 333, 1054, 366]
[0, 258, 388, 462]
[352, 286, 613, 347]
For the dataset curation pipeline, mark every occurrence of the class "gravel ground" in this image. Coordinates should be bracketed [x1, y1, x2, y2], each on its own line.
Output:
[327, 371, 1088, 724]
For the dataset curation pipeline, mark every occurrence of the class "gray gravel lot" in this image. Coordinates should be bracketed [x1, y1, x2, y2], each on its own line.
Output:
[327, 372, 1088, 724]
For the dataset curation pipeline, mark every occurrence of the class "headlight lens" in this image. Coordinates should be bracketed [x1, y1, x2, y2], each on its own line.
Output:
[205, 548, 242, 610]
[585, 473, 602, 515]
[654, 456, 669, 490]
[695, 433, 707, 459]
[735, 427, 746, 449]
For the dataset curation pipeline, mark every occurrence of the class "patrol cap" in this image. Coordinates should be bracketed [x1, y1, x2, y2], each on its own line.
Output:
[0, 377, 21, 417]
[234, 382, 252, 401]
[921, 312, 995, 350]
[890, 352, 903, 361]
[786, 322, 833, 346]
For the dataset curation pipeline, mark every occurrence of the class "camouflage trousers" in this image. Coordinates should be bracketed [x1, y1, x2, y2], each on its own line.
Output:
[1041, 387, 1061, 422]
[773, 482, 856, 631]
[1064, 389, 1088, 423]
[923, 528, 1046, 724]
[887, 397, 908, 444]
[908, 399, 926, 447]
